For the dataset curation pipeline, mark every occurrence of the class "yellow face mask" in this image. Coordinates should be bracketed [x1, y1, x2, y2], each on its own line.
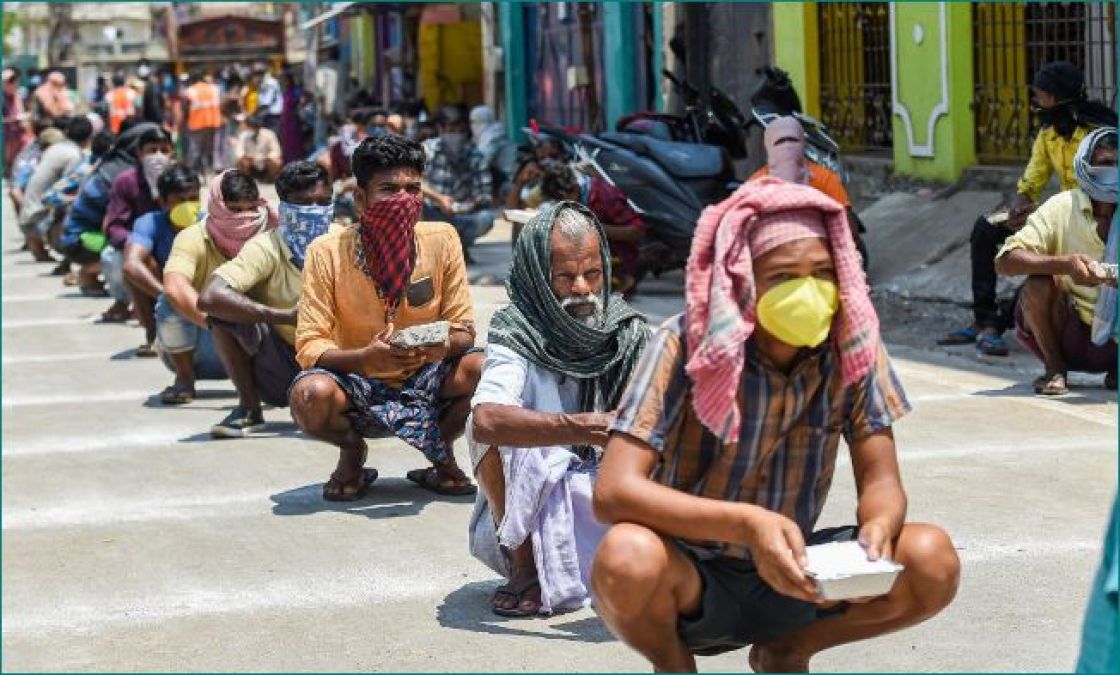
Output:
[169, 200, 201, 230]
[756, 276, 839, 348]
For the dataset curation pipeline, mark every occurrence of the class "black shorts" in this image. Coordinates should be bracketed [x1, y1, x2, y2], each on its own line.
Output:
[209, 319, 300, 408]
[678, 525, 858, 656]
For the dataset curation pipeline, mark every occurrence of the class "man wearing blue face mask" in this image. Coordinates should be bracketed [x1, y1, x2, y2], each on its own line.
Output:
[197, 161, 334, 438]
[996, 127, 1119, 396]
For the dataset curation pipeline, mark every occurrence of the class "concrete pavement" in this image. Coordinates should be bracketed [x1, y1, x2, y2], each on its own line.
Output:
[2, 189, 1116, 672]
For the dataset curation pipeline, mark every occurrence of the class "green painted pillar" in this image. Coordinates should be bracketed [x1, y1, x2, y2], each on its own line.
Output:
[771, 3, 820, 119]
[891, 2, 976, 181]
[603, 2, 638, 125]
[499, 2, 527, 144]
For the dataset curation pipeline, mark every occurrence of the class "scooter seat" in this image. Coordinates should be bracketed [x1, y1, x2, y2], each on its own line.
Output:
[599, 132, 726, 179]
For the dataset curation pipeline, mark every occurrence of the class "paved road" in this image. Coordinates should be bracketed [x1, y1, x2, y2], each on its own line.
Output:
[2, 189, 1116, 671]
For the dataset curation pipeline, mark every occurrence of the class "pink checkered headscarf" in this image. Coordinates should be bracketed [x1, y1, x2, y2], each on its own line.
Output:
[684, 177, 878, 441]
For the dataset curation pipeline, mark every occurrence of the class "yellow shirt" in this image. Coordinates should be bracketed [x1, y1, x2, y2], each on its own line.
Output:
[998, 188, 1105, 326]
[1016, 126, 1089, 203]
[296, 222, 475, 386]
[164, 221, 231, 292]
[213, 229, 303, 346]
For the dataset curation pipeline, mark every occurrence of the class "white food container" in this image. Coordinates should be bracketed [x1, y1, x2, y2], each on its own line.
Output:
[805, 541, 904, 601]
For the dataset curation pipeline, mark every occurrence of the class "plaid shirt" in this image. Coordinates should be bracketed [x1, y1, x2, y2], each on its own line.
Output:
[611, 314, 911, 560]
[423, 137, 492, 208]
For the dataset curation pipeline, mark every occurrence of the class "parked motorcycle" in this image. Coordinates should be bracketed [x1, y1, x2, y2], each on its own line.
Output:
[525, 123, 738, 283]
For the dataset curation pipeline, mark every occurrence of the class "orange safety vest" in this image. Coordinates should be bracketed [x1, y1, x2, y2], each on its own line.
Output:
[186, 82, 221, 131]
[107, 87, 137, 134]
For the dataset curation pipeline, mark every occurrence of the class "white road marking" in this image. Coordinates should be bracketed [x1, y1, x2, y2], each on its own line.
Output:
[0, 568, 442, 635]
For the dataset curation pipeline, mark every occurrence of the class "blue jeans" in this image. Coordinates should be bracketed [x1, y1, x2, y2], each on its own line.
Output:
[100, 246, 129, 304]
[154, 294, 226, 380]
[423, 206, 496, 249]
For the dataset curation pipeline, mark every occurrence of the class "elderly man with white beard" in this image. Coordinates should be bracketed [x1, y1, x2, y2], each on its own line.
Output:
[466, 202, 651, 618]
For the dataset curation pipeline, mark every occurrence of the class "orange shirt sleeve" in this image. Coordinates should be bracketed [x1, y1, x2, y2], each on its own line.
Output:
[811, 164, 852, 208]
[295, 239, 340, 369]
[437, 230, 475, 326]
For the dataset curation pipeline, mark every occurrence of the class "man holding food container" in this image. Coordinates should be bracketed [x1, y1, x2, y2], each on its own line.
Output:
[289, 134, 481, 501]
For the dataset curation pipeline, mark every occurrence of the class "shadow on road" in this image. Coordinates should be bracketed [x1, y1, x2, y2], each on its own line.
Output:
[436, 580, 616, 643]
[177, 421, 304, 443]
[141, 388, 238, 410]
[973, 381, 1116, 404]
[270, 477, 471, 519]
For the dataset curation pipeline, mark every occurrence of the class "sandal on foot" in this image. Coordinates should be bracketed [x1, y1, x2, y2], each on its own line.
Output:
[491, 578, 542, 618]
[50, 261, 70, 277]
[975, 333, 1009, 357]
[159, 384, 196, 405]
[322, 468, 379, 502]
[1033, 373, 1069, 396]
[136, 343, 158, 358]
[406, 466, 477, 496]
[98, 304, 131, 323]
[1106, 373, 1117, 391]
[79, 285, 109, 298]
[936, 327, 978, 346]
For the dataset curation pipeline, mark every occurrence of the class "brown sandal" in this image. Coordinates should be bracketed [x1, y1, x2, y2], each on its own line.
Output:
[1033, 372, 1069, 396]
[322, 468, 379, 502]
[406, 466, 477, 496]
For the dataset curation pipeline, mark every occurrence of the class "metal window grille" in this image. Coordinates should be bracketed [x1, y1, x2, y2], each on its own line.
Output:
[973, 2, 1116, 164]
[818, 2, 893, 153]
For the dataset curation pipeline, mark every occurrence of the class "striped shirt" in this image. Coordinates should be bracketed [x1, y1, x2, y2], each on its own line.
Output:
[611, 314, 911, 560]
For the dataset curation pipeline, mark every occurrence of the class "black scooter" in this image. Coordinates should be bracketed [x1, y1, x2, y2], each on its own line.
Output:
[527, 123, 739, 282]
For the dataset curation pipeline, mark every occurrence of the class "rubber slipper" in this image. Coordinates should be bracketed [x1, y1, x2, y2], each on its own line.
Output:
[975, 333, 1009, 357]
[406, 466, 477, 496]
[79, 285, 109, 298]
[936, 327, 978, 346]
[159, 384, 196, 405]
[322, 468, 379, 502]
[1033, 373, 1068, 396]
[136, 343, 158, 358]
[492, 578, 542, 618]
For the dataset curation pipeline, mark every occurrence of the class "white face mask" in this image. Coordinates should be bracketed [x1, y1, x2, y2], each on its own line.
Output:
[141, 152, 171, 199]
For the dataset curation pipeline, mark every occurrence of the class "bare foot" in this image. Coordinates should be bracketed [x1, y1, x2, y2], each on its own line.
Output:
[749, 643, 810, 673]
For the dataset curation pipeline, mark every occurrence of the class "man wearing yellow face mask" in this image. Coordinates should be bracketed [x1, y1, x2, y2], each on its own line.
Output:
[122, 164, 202, 357]
[592, 177, 960, 672]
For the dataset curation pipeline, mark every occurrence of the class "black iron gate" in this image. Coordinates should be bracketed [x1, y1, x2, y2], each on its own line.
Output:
[973, 2, 1116, 164]
[817, 2, 893, 153]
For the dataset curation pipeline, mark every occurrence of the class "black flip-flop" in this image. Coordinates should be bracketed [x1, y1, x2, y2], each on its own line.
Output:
[492, 578, 542, 618]
[159, 384, 196, 405]
[406, 466, 477, 496]
[322, 468, 379, 502]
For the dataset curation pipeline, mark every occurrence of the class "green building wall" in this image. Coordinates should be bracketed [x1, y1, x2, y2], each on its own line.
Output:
[774, 1, 978, 182]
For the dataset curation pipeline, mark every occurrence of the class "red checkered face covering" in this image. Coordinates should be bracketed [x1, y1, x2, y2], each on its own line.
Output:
[355, 191, 424, 320]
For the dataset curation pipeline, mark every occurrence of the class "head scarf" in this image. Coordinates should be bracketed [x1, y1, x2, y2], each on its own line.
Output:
[355, 191, 424, 320]
[764, 116, 808, 183]
[1077, 127, 1120, 346]
[205, 170, 278, 260]
[1033, 61, 1084, 101]
[685, 177, 878, 441]
[488, 201, 651, 414]
[470, 105, 505, 150]
[1075, 127, 1118, 204]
